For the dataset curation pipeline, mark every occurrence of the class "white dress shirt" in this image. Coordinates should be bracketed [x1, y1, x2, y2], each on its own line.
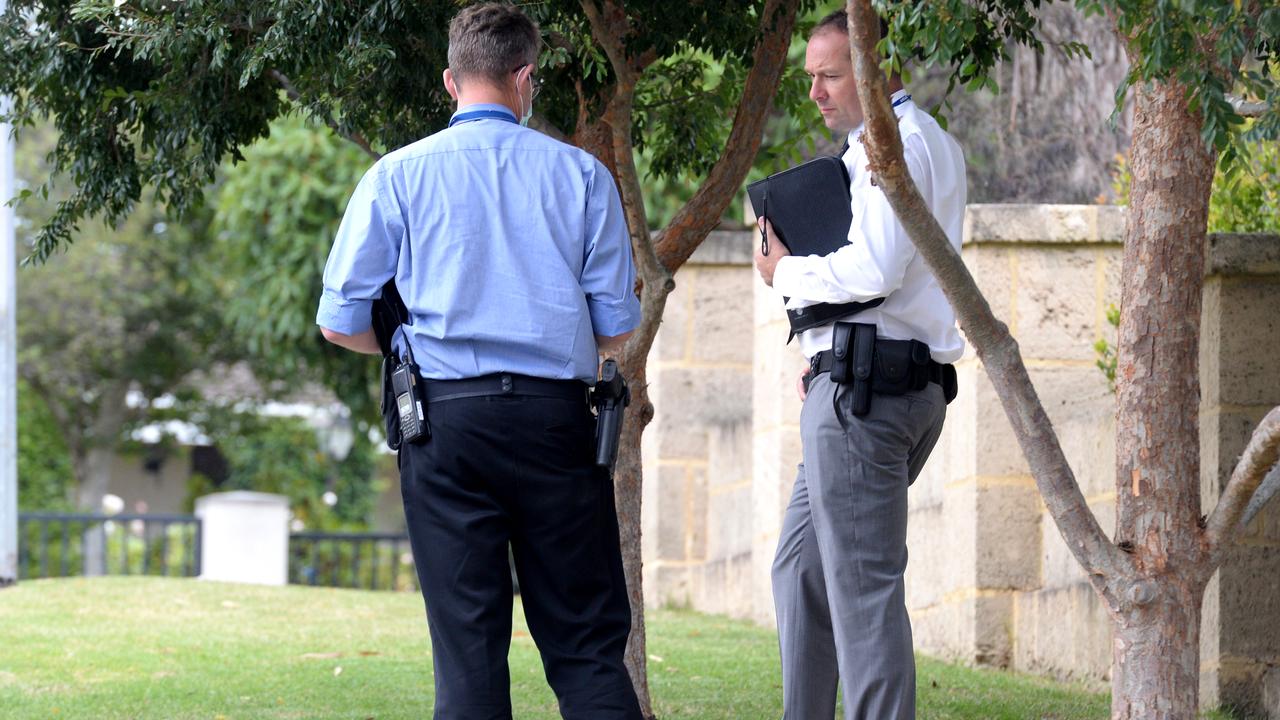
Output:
[771, 90, 968, 364]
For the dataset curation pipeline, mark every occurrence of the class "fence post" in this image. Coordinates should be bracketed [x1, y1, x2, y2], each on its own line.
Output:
[195, 492, 290, 586]
[0, 0, 18, 589]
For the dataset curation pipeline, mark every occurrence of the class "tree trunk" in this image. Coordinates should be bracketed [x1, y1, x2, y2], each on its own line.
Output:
[1111, 583, 1204, 719]
[71, 380, 129, 576]
[612, 359, 656, 719]
[575, 2, 799, 712]
[1114, 79, 1212, 564]
[1109, 72, 1217, 718]
[75, 444, 116, 513]
[76, 443, 116, 576]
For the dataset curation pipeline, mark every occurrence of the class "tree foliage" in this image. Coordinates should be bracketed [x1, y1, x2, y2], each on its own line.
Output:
[183, 405, 378, 529]
[2, 0, 815, 711]
[0, 0, 819, 259]
[213, 114, 376, 417]
[1089, 0, 1278, 166]
[12, 122, 232, 505]
[16, 380, 75, 512]
[0, 0, 456, 263]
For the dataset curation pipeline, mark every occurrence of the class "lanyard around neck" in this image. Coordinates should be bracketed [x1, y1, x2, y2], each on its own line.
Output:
[448, 109, 518, 128]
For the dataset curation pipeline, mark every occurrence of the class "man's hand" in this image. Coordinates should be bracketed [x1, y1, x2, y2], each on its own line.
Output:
[752, 218, 791, 287]
[797, 365, 811, 401]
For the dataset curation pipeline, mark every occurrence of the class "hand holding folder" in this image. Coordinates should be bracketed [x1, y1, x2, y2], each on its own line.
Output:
[747, 155, 885, 337]
[746, 155, 852, 258]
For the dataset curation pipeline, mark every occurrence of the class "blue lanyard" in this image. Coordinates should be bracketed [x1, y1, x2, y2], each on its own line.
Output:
[448, 109, 518, 128]
[891, 93, 912, 108]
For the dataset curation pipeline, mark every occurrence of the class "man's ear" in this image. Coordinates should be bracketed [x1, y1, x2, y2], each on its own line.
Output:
[443, 68, 459, 100]
[514, 63, 532, 90]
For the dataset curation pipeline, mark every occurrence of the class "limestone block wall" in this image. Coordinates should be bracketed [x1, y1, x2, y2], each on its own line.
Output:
[1198, 234, 1280, 716]
[642, 231, 759, 618]
[910, 205, 1125, 681]
[641, 208, 1280, 715]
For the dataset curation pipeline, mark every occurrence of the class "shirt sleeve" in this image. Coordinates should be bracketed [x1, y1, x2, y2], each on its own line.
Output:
[771, 132, 933, 305]
[315, 161, 405, 335]
[580, 158, 642, 337]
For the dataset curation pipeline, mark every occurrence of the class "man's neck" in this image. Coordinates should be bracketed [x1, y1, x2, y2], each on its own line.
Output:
[456, 86, 518, 117]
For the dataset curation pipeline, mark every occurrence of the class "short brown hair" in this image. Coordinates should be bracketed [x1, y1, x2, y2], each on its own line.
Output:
[811, 9, 889, 40]
[447, 3, 540, 88]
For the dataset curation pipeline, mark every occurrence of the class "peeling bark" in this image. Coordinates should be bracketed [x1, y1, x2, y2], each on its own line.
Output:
[1111, 587, 1203, 719]
[1114, 78, 1213, 577]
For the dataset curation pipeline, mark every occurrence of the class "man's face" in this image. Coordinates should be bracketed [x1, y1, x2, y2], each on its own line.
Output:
[805, 28, 862, 135]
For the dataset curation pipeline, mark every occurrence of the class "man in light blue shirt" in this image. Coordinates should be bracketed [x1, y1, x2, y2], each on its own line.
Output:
[316, 4, 643, 719]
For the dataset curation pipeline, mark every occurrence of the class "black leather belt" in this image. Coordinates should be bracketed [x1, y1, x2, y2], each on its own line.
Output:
[422, 372, 590, 404]
[808, 349, 954, 392]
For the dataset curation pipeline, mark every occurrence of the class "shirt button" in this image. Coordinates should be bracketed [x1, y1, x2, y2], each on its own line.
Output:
[501, 374, 513, 393]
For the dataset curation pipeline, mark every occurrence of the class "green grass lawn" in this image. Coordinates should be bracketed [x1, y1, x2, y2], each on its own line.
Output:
[0, 577, 1114, 719]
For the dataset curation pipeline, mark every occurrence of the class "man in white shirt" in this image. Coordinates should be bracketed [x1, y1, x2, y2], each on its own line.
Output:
[752, 10, 967, 720]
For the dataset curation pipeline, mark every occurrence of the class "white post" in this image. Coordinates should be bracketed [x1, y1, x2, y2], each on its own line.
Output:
[194, 492, 291, 586]
[0, 0, 19, 588]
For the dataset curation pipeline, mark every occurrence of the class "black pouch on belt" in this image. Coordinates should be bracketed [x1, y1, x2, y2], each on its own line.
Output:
[850, 323, 876, 416]
[873, 338, 933, 395]
[830, 321, 880, 418]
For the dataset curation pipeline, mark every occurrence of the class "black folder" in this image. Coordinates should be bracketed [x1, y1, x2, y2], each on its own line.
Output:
[746, 155, 852, 257]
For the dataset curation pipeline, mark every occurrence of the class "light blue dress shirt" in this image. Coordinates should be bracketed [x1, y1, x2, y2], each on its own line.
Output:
[316, 103, 641, 382]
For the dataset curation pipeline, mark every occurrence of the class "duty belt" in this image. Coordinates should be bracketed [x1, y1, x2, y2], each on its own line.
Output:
[422, 373, 590, 404]
[806, 348, 957, 405]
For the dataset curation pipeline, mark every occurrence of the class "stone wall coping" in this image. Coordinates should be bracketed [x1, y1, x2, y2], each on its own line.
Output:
[963, 204, 1126, 246]
[687, 228, 754, 267]
[698, 209, 1278, 274]
[1206, 233, 1280, 276]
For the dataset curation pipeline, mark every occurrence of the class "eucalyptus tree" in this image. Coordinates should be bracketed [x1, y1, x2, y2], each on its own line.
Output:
[842, 0, 1279, 716]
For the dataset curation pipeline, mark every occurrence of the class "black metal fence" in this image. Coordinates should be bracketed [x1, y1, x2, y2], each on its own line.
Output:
[17, 512, 202, 579]
[289, 531, 419, 592]
[19, 512, 433, 593]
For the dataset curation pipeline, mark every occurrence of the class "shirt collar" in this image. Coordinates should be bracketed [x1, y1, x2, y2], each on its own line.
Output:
[450, 103, 518, 124]
[846, 89, 912, 145]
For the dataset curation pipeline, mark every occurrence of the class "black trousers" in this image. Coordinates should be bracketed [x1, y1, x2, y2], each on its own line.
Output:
[399, 391, 642, 720]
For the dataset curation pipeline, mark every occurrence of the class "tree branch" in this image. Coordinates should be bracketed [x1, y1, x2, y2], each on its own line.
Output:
[844, 0, 1131, 602]
[1227, 94, 1268, 118]
[1204, 406, 1280, 566]
[654, 0, 802, 273]
[580, 0, 638, 84]
[268, 70, 382, 161]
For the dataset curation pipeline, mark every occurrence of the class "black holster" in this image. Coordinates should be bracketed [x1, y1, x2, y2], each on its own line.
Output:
[830, 321, 935, 418]
[593, 359, 630, 475]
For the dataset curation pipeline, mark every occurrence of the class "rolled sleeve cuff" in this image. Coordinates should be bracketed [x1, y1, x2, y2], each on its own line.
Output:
[316, 291, 374, 335]
[771, 256, 806, 298]
[589, 296, 641, 338]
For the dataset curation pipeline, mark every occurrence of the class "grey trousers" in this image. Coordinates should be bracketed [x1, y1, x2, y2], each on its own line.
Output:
[772, 372, 947, 720]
